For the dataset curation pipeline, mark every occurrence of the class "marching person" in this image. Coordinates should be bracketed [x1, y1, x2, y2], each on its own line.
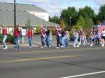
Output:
[101, 29, 105, 47]
[2, 25, 8, 50]
[88, 33, 95, 46]
[61, 29, 65, 47]
[73, 29, 79, 47]
[40, 26, 46, 48]
[45, 28, 50, 48]
[79, 33, 86, 46]
[55, 26, 62, 49]
[14, 25, 20, 50]
[65, 30, 70, 47]
[27, 27, 33, 48]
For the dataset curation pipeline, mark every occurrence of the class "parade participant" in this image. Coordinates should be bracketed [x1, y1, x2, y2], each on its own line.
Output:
[101, 29, 105, 47]
[27, 27, 33, 48]
[94, 29, 100, 45]
[79, 33, 86, 46]
[2, 25, 8, 50]
[14, 25, 20, 50]
[55, 26, 62, 49]
[45, 28, 50, 47]
[40, 26, 46, 48]
[73, 29, 79, 47]
[61, 29, 65, 47]
[49, 32, 52, 47]
[65, 30, 70, 47]
[89, 33, 95, 46]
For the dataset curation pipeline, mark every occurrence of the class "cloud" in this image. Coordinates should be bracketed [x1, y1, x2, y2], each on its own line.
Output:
[0, 0, 104, 16]
[95, 0, 105, 5]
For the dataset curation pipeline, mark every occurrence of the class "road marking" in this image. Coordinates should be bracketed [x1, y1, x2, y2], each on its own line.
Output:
[0, 55, 79, 63]
[0, 47, 104, 55]
[60, 71, 105, 78]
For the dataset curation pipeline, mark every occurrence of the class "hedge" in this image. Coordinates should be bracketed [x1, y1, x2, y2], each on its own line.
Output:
[0, 34, 14, 44]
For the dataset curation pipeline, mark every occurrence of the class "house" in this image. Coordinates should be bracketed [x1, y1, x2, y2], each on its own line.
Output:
[0, 2, 59, 34]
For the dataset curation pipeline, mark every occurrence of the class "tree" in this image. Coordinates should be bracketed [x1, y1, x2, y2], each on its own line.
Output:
[35, 26, 41, 34]
[60, 19, 66, 29]
[75, 15, 85, 30]
[84, 15, 94, 29]
[78, 6, 95, 19]
[98, 5, 105, 21]
[25, 19, 31, 29]
[49, 16, 60, 24]
[60, 7, 78, 27]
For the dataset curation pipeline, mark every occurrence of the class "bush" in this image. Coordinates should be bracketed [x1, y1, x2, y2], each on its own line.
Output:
[0, 34, 2, 43]
[35, 26, 41, 34]
[0, 34, 14, 44]
[69, 31, 73, 41]
[6, 34, 14, 44]
[49, 28, 56, 35]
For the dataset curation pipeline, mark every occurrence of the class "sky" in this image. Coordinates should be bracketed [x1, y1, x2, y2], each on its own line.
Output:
[0, 0, 105, 17]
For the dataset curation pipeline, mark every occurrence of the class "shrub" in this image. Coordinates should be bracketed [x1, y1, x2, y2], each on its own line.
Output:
[49, 28, 56, 35]
[35, 26, 41, 34]
[69, 31, 73, 41]
[0, 34, 2, 43]
[0, 34, 14, 44]
[7, 34, 14, 44]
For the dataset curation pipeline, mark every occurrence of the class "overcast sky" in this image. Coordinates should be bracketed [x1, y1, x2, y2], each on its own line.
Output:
[0, 0, 105, 17]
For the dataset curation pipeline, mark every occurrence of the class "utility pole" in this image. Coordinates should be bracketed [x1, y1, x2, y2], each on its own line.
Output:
[14, 0, 16, 28]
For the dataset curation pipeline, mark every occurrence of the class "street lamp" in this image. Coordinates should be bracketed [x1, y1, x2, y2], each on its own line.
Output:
[70, 16, 71, 27]
[69, 16, 72, 30]
[14, 0, 16, 28]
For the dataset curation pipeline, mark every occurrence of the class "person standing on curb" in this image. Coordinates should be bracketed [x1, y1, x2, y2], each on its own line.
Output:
[14, 25, 20, 50]
[2, 25, 8, 50]
[27, 27, 33, 48]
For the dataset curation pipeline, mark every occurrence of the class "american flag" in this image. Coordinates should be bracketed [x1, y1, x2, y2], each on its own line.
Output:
[98, 25, 105, 36]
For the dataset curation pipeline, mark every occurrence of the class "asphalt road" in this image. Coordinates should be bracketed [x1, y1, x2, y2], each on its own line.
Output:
[0, 46, 105, 78]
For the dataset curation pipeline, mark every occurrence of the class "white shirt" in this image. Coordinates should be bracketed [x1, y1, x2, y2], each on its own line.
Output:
[101, 30, 105, 36]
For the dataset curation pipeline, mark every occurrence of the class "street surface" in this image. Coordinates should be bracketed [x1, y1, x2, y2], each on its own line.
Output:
[0, 46, 105, 78]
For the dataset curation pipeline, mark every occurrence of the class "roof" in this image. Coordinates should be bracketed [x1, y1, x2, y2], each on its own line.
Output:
[0, 2, 47, 12]
[0, 10, 59, 27]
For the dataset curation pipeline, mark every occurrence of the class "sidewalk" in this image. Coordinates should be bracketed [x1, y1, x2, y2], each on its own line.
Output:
[0, 41, 74, 48]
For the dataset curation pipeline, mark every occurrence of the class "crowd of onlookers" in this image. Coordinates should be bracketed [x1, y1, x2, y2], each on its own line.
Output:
[1, 25, 105, 50]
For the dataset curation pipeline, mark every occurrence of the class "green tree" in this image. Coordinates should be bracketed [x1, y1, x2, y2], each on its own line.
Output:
[60, 19, 66, 29]
[98, 5, 105, 21]
[49, 16, 60, 24]
[85, 15, 94, 29]
[75, 15, 85, 30]
[60, 7, 78, 27]
[35, 26, 41, 34]
[25, 19, 31, 29]
[78, 6, 95, 19]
